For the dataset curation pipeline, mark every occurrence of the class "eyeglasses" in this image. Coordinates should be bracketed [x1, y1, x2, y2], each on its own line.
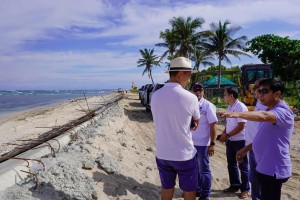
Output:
[192, 87, 204, 92]
[258, 88, 271, 94]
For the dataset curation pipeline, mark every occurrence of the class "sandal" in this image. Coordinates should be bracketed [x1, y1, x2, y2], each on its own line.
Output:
[238, 191, 250, 199]
[223, 186, 239, 193]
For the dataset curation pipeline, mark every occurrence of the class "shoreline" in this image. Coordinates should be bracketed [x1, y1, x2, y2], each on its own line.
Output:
[0, 100, 68, 121]
[0, 92, 120, 155]
[0, 92, 114, 122]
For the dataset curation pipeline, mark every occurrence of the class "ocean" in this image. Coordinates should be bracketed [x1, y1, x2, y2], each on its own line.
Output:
[0, 90, 113, 119]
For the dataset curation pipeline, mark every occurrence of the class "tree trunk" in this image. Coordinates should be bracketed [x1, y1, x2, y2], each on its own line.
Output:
[218, 59, 221, 88]
[196, 64, 200, 71]
[150, 71, 154, 84]
[293, 80, 300, 101]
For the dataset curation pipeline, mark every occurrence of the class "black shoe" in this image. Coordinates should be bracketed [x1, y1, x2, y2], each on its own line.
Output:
[223, 186, 239, 193]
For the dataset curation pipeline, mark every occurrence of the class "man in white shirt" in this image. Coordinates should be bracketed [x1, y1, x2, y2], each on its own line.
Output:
[151, 57, 200, 200]
[219, 87, 250, 199]
[190, 82, 218, 200]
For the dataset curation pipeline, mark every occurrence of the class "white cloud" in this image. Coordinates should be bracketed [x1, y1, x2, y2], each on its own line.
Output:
[0, 0, 108, 52]
[0, 49, 169, 89]
[94, 0, 300, 46]
[1, 0, 299, 51]
[0, 0, 299, 89]
[273, 31, 300, 39]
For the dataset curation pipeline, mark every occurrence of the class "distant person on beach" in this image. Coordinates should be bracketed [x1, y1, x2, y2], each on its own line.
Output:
[218, 87, 250, 199]
[219, 78, 294, 200]
[243, 79, 268, 200]
[190, 82, 218, 200]
[151, 57, 200, 200]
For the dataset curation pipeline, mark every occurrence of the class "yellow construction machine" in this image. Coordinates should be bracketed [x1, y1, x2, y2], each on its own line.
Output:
[239, 64, 273, 111]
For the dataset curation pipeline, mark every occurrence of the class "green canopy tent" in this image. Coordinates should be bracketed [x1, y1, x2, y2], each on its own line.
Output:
[203, 75, 237, 88]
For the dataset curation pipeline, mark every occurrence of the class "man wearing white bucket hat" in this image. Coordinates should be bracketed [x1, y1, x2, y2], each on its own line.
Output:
[151, 57, 200, 200]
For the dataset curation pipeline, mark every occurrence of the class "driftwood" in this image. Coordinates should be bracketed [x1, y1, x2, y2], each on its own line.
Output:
[0, 94, 123, 163]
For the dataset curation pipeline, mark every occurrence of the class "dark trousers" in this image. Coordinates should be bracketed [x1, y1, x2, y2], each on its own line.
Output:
[226, 140, 250, 192]
[257, 172, 289, 200]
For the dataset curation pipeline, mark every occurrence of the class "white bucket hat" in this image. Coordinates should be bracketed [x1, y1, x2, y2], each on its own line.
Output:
[166, 57, 197, 73]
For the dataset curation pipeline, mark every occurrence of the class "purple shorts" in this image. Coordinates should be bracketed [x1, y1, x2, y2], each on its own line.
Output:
[156, 155, 198, 192]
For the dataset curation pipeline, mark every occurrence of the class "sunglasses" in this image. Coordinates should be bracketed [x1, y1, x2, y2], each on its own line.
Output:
[192, 87, 204, 92]
[258, 88, 271, 94]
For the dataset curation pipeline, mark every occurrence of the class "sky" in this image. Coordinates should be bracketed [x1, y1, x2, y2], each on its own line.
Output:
[0, 0, 299, 90]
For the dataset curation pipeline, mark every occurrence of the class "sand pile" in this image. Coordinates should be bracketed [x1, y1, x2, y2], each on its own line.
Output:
[0, 105, 123, 200]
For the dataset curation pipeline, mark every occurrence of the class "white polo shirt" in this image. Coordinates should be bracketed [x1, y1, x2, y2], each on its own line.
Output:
[151, 82, 200, 161]
[226, 100, 248, 141]
[245, 100, 268, 145]
[192, 98, 218, 146]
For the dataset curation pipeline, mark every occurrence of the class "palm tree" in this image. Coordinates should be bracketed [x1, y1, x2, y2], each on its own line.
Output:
[170, 16, 205, 58]
[155, 28, 178, 62]
[155, 16, 205, 62]
[137, 48, 160, 84]
[203, 20, 250, 88]
[191, 49, 215, 71]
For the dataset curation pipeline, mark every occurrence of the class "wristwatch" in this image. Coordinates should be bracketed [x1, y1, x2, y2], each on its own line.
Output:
[210, 141, 215, 146]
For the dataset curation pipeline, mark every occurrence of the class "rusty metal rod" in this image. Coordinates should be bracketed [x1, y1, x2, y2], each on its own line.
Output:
[20, 170, 39, 189]
[75, 100, 87, 113]
[11, 157, 30, 167]
[50, 138, 60, 153]
[75, 109, 88, 113]
[83, 92, 91, 113]
[0, 94, 123, 163]
[11, 157, 45, 171]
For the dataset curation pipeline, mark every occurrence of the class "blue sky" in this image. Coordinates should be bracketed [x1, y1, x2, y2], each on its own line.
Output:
[0, 0, 299, 90]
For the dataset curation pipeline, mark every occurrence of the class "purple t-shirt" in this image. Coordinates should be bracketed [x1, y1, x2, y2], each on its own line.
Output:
[253, 101, 294, 179]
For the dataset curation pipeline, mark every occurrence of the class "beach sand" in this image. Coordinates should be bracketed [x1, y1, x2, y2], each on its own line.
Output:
[0, 93, 299, 199]
[0, 92, 121, 155]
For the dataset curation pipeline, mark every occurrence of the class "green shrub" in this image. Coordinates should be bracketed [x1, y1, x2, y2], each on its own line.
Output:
[210, 97, 227, 108]
[130, 87, 139, 93]
[283, 84, 300, 109]
[283, 96, 300, 108]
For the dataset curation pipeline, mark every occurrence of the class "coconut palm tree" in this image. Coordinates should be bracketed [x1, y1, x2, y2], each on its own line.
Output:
[155, 28, 178, 62]
[191, 49, 215, 71]
[156, 16, 205, 62]
[170, 16, 205, 58]
[203, 20, 250, 88]
[137, 48, 160, 84]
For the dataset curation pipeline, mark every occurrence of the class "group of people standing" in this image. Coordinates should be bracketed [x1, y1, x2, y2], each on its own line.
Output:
[150, 57, 294, 200]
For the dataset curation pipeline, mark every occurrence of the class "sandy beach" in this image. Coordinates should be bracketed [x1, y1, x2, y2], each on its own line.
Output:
[0, 93, 299, 199]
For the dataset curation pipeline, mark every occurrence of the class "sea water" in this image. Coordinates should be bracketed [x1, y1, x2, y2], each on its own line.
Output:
[0, 90, 112, 119]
